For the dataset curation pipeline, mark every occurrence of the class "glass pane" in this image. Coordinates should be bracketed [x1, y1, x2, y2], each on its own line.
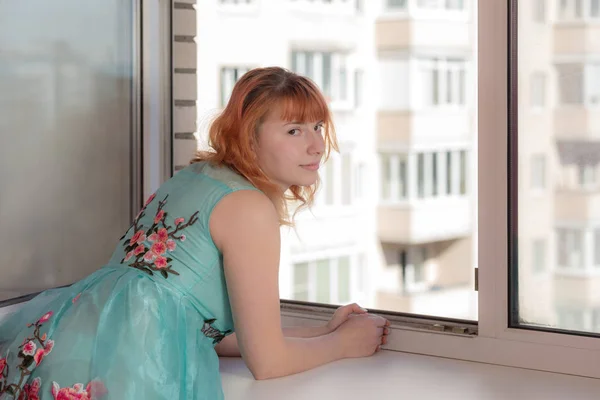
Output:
[0, 1, 138, 301]
[197, 1, 477, 320]
[293, 262, 309, 301]
[316, 259, 330, 303]
[338, 256, 351, 303]
[515, 0, 600, 334]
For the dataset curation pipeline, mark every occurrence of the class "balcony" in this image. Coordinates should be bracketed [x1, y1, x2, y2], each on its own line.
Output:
[377, 110, 471, 147]
[375, 18, 470, 52]
[554, 24, 600, 55]
[378, 198, 472, 244]
[554, 107, 600, 141]
[555, 190, 600, 221]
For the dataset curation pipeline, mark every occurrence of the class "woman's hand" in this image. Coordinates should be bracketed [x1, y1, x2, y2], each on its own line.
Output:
[333, 313, 390, 359]
[326, 303, 369, 333]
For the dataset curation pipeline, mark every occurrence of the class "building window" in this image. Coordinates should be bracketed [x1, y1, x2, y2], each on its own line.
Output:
[386, 0, 407, 9]
[459, 150, 467, 195]
[341, 154, 352, 205]
[292, 256, 355, 303]
[557, 228, 584, 270]
[220, 67, 250, 107]
[420, 58, 467, 108]
[594, 229, 600, 266]
[316, 259, 331, 303]
[354, 70, 363, 108]
[417, 0, 464, 10]
[293, 262, 310, 301]
[325, 159, 335, 205]
[292, 51, 350, 103]
[531, 154, 546, 190]
[578, 164, 598, 189]
[531, 72, 546, 108]
[381, 155, 391, 200]
[338, 256, 351, 303]
[533, 0, 546, 21]
[417, 153, 425, 198]
[446, 151, 453, 195]
[532, 239, 547, 273]
[557, 64, 584, 105]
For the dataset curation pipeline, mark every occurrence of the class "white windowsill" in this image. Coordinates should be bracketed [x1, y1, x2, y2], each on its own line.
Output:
[220, 350, 600, 399]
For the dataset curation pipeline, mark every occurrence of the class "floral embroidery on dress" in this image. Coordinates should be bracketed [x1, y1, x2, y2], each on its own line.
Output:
[120, 194, 199, 279]
[201, 319, 232, 345]
[51, 379, 107, 400]
[0, 312, 54, 399]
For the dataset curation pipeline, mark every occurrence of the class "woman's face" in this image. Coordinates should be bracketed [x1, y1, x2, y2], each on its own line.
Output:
[255, 105, 326, 191]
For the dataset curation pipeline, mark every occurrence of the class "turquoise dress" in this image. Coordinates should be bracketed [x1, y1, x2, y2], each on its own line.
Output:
[0, 162, 258, 400]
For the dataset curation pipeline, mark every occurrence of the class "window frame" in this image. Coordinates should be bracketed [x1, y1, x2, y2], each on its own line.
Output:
[281, 0, 600, 379]
[0, 0, 172, 311]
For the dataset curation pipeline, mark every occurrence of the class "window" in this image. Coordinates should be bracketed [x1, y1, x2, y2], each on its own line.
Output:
[556, 0, 600, 20]
[578, 164, 597, 189]
[594, 229, 600, 266]
[354, 70, 363, 108]
[557, 229, 584, 270]
[416, 0, 464, 10]
[556, 64, 584, 105]
[530, 72, 546, 108]
[293, 262, 310, 300]
[533, 0, 546, 22]
[386, 0, 407, 9]
[0, 1, 142, 302]
[291, 256, 357, 304]
[531, 154, 546, 190]
[292, 51, 350, 103]
[532, 239, 547, 273]
[341, 154, 352, 205]
[420, 58, 467, 108]
[220, 67, 250, 107]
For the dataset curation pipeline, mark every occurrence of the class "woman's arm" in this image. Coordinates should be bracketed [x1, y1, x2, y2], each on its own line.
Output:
[211, 190, 377, 380]
[215, 325, 330, 357]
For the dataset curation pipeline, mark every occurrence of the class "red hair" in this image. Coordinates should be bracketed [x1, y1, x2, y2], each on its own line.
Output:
[191, 67, 338, 225]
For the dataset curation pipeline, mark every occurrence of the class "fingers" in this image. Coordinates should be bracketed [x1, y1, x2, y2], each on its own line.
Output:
[346, 303, 368, 315]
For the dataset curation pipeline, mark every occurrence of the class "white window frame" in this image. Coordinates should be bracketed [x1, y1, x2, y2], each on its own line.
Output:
[281, 1, 600, 379]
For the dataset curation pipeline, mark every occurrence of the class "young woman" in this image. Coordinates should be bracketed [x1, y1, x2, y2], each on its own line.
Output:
[0, 67, 390, 400]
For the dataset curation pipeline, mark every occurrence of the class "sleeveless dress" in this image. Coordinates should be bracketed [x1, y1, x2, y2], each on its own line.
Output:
[0, 161, 258, 400]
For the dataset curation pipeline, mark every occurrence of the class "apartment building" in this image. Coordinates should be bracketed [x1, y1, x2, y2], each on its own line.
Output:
[194, 0, 478, 320]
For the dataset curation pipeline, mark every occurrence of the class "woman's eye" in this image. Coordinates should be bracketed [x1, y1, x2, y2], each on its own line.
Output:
[314, 124, 323, 132]
[288, 129, 300, 136]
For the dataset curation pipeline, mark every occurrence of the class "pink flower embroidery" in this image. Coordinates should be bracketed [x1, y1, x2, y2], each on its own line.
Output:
[154, 210, 165, 224]
[72, 294, 81, 304]
[0, 357, 6, 374]
[151, 242, 167, 256]
[34, 348, 45, 365]
[180, 234, 186, 242]
[148, 233, 159, 243]
[44, 339, 55, 355]
[124, 251, 134, 262]
[38, 311, 53, 324]
[174, 217, 184, 226]
[23, 341, 36, 356]
[154, 256, 168, 269]
[157, 228, 168, 242]
[41, 333, 47, 341]
[134, 244, 146, 256]
[143, 251, 156, 262]
[166, 239, 177, 251]
[51, 380, 107, 400]
[20, 377, 41, 400]
[145, 193, 156, 206]
[129, 230, 146, 246]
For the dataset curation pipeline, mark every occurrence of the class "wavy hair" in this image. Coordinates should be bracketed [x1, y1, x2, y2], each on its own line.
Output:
[191, 66, 338, 225]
